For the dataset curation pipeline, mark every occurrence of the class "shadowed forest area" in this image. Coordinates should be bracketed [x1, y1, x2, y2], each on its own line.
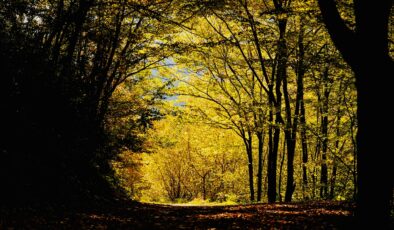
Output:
[0, 0, 392, 229]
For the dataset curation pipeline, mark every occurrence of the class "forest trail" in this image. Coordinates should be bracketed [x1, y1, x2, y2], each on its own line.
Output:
[1, 201, 355, 229]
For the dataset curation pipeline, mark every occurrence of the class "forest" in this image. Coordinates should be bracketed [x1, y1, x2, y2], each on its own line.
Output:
[0, 0, 392, 229]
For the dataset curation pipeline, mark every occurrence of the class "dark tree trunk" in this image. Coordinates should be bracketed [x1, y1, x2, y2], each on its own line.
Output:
[329, 158, 337, 199]
[267, 107, 277, 203]
[320, 68, 329, 199]
[283, 76, 296, 202]
[356, 64, 392, 228]
[269, 97, 282, 203]
[349, 114, 358, 200]
[300, 97, 308, 198]
[281, 38, 297, 202]
[244, 132, 255, 201]
[312, 131, 321, 199]
[256, 131, 264, 202]
[330, 81, 343, 199]
[296, 22, 309, 199]
[268, 18, 287, 203]
[284, 139, 295, 202]
[283, 17, 309, 202]
[278, 139, 286, 202]
[268, 95, 282, 203]
[318, 0, 393, 227]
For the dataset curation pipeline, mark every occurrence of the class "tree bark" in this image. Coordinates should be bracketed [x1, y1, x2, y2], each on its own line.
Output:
[277, 15, 299, 202]
[330, 81, 343, 199]
[243, 132, 255, 201]
[256, 131, 264, 202]
[318, 0, 393, 227]
[300, 97, 308, 199]
[283, 77, 296, 202]
[278, 139, 286, 202]
[268, 17, 287, 203]
[320, 67, 329, 199]
[267, 107, 276, 203]
[296, 21, 309, 199]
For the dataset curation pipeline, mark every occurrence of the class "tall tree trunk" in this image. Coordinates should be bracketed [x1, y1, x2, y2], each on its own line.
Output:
[256, 131, 264, 202]
[284, 136, 295, 202]
[312, 124, 321, 200]
[267, 106, 276, 203]
[318, 1, 392, 227]
[244, 132, 255, 201]
[329, 158, 337, 200]
[296, 20, 309, 199]
[320, 67, 329, 199]
[268, 96, 282, 203]
[349, 112, 357, 200]
[283, 75, 296, 202]
[312, 168, 317, 199]
[300, 97, 308, 199]
[356, 65, 392, 228]
[330, 81, 343, 199]
[278, 139, 286, 202]
[280, 16, 301, 202]
[268, 18, 287, 203]
[283, 63, 303, 202]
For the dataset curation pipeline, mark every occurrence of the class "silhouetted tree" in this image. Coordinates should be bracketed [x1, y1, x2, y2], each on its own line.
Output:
[318, 0, 393, 228]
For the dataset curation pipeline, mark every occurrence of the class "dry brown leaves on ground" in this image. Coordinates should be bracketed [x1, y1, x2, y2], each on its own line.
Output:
[0, 201, 356, 229]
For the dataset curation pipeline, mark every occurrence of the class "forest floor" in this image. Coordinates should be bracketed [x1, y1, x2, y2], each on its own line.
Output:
[1, 201, 357, 229]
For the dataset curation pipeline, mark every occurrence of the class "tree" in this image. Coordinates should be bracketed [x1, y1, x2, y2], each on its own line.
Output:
[318, 0, 393, 227]
[0, 0, 178, 204]
[167, 0, 357, 203]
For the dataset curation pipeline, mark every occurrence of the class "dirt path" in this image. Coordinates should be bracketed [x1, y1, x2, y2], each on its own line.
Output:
[1, 201, 355, 229]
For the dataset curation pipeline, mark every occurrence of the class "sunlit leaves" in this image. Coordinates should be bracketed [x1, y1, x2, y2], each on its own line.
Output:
[139, 114, 249, 202]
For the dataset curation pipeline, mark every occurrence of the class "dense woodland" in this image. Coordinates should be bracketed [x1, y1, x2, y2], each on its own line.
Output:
[0, 0, 392, 228]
